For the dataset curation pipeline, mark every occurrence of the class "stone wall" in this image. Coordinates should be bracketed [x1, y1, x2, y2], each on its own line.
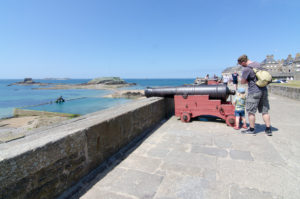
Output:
[0, 97, 174, 199]
[294, 72, 300, 80]
[268, 85, 300, 101]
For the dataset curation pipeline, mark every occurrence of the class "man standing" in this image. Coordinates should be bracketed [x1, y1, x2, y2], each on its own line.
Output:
[222, 74, 229, 86]
[232, 72, 239, 90]
[237, 54, 272, 136]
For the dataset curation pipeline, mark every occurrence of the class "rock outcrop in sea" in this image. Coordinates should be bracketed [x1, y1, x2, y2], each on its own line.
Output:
[85, 77, 136, 86]
[34, 77, 136, 90]
[8, 78, 48, 86]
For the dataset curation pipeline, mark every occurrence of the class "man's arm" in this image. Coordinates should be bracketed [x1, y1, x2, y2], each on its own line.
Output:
[241, 78, 248, 84]
[241, 68, 249, 84]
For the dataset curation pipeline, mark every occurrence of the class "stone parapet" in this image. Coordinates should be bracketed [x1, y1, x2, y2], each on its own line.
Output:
[268, 85, 300, 101]
[0, 97, 174, 199]
[294, 72, 300, 80]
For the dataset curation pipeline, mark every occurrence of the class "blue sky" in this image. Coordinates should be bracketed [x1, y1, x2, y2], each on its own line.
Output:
[1, 0, 300, 79]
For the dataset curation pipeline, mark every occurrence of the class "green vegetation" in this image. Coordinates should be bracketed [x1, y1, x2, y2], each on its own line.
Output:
[271, 80, 300, 88]
[68, 114, 81, 118]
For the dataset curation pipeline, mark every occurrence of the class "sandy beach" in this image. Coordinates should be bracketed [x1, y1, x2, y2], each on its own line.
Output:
[0, 115, 70, 129]
[0, 115, 71, 143]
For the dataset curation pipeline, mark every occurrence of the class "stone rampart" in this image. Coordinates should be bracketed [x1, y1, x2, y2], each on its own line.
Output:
[268, 85, 300, 101]
[0, 97, 174, 199]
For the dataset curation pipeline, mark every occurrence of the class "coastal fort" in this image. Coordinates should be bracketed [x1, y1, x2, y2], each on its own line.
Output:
[1, 76, 300, 198]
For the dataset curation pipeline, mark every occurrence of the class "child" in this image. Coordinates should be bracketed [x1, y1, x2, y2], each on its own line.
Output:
[233, 88, 247, 130]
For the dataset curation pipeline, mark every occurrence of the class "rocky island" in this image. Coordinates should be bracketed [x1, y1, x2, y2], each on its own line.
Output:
[8, 78, 49, 86]
[81, 77, 136, 86]
[34, 77, 136, 90]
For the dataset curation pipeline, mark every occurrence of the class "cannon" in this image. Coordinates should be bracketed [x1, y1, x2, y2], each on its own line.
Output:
[145, 84, 236, 127]
[145, 84, 235, 101]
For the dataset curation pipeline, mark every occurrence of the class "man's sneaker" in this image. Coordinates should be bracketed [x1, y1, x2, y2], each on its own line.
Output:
[265, 128, 272, 136]
[241, 128, 256, 135]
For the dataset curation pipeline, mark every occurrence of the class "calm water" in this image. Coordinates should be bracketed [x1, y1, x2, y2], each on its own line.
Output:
[0, 79, 194, 119]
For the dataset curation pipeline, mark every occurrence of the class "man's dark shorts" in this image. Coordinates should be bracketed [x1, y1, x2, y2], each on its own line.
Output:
[233, 80, 238, 84]
[246, 90, 270, 114]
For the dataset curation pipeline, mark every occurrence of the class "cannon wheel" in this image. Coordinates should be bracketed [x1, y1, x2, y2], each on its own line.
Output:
[225, 115, 235, 127]
[181, 112, 191, 123]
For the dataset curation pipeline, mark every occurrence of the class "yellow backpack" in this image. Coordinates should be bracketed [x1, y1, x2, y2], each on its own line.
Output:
[252, 68, 272, 87]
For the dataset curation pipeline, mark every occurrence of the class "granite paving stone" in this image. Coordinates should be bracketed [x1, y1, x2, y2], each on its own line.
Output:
[147, 147, 170, 159]
[229, 184, 280, 199]
[159, 162, 205, 177]
[229, 150, 254, 161]
[73, 93, 300, 199]
[96, 169, 163, 199]
[191, 145, 228, 158]
[153, 174, 209, 199]
[214, 136, 232, 149]
[118, 154, 162, 174]
[164, 150, 217, 169]
[81, 189, 135, 199]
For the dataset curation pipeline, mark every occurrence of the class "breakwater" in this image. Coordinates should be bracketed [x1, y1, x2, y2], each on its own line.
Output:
[0, 97, 174, 199]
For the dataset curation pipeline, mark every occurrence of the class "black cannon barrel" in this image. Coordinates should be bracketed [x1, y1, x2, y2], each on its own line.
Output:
[145, 84, 235, 101]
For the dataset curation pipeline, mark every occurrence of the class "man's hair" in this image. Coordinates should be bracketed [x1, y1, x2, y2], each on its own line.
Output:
[237, 54, 248, 64]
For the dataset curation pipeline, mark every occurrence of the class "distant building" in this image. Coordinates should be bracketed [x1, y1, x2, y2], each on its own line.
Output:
[282, 54, 295, 74]
[222, 53, 300, 79]
[294, 53, 300, 72]
[260, 55, 279, 72]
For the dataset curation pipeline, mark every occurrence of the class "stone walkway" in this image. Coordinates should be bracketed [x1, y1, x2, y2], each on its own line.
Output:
[67, 93, 300, 199]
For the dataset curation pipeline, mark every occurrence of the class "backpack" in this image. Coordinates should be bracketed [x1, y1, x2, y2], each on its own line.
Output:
[252, 68, 272, 87]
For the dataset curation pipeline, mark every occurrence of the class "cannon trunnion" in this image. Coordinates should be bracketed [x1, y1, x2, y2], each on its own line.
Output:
[145, 85, 236, 127]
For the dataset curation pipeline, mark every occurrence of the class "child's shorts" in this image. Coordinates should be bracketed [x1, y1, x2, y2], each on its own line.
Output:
[235, 110, 245, 117]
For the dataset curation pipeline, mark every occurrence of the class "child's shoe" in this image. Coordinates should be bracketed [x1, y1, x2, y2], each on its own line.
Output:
[242, 124, 247, 129]
[234, 126, 240, 130]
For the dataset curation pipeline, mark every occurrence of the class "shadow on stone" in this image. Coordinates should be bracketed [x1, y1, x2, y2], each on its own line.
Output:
[176, 115, 226, 124]
[58, 120, 166, 199]
[254, 124, 279, 134]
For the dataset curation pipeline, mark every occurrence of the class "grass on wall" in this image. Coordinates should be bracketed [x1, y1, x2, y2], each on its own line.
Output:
[271, 80, 300, 88]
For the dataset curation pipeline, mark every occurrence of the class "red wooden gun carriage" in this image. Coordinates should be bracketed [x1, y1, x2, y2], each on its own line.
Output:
[145, 82, 236, 127]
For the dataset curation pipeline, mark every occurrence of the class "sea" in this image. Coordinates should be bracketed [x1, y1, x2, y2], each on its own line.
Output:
[0, 79, 194, 119]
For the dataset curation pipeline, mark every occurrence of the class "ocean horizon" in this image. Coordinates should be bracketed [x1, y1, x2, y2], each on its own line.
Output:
[0, 78, 195, 119]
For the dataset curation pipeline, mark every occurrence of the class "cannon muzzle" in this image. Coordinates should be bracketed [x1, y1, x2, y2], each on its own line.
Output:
[145, 84, 235, 101]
